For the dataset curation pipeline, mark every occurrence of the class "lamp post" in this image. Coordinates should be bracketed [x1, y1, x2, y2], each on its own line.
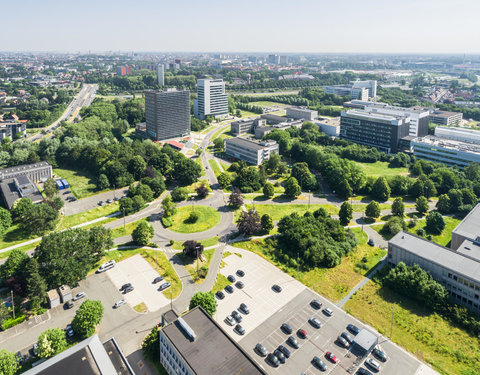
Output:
[297, 251, 299, 280]
[11, 291, 15, 319]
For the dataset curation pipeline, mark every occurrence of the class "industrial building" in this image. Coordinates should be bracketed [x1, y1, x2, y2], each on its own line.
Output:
[286, 107, 318, 121]
[451, 203, 480, 250]
[315, 117, 341, 137]
[0, 161, 52, 182]
[230, 118, 266, 136]
[159, 306, 265, 375]
[324, 80, 377, 100]
[225, 137, 279, 165]
[194, 79, 229, 120]
[145, 89, 190, 141]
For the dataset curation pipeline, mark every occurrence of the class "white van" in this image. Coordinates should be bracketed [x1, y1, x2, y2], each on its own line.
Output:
[97, 260, 116, 273]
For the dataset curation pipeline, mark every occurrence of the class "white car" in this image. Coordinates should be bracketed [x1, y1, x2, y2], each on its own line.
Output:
[98, 260, 116, 273]
[73, 292, 86, 301]
[225, 315, 235, 326]
[113, 300, 127, 309]
[366, 358, 381, 371]
[323, 307, 333, 316]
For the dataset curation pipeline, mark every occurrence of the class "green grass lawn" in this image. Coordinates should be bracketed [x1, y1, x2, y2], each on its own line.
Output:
[220, 162, 230, 172]
[0, 224, 39, 251]
[243, 204, 338, 221]
[169, 206, 221, 233]
[208, 159, 222, 178]
[351, 203, 415, 213]
[58, 202, 119, 230]
[353, 161, 410, 177]
[53, 168, 106, 199]
[142, 249, 182, 298]
[210, 124, 230, 141]
[177, 248, 215, 284]
[111, 218, 147, 239]
[212, 274, 232, 293]
[249, 101, 289, 107]
[184, 179, 211, 194]
[344, 274, 480, 375]
[171, 236, 219, 250]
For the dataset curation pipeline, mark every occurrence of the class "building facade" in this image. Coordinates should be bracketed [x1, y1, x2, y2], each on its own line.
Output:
[428, 109, 463, 126]
[157, 64, 165, 86]
[340, 110, 410, 153]
[0, 161, 52, 182]
[315, 117, 340, 137]
[0, 121, 27, 140]
[145, 89, 190, 141]
[324, 85, 369, 101]
[230, 118, 266, 136]
[350, 80, 377, 99]
[225, 137, 279, 165]
[194, 79, 228, 120]
[286, 107, 318, 121]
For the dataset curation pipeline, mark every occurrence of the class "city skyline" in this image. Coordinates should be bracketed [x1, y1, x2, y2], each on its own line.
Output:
[3, 0, 480, 53]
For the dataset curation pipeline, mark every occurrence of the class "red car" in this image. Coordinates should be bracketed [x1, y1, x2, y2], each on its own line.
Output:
[297, 329, 307, 338]
[326, 352, 338, 363]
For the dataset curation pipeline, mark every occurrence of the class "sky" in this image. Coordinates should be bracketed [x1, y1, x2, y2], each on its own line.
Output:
[2, 0, 480, 54]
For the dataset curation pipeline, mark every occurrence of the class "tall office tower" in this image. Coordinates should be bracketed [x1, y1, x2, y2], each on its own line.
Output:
[350, 80, 377, 99]
[144, 89, 190, 141]
[268, 54, 280, 65]
[279, 55, 288, 65]
[194, 79, 229, 120]
[157, 64, 164, 86]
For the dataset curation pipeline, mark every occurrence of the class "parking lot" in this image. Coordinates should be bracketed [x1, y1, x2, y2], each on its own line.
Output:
[106, 254, 170, 312]
[222, 246, 431, 375]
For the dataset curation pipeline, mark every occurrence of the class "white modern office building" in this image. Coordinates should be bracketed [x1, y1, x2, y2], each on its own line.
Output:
[157, 64, 165, 86]
[315, 117, 341, 137]
[286, 107, 318, 121]
[434, 126, 480, 144]
[350, 80, 377, 98]
[225, 137, 279, 165]
[324, 80, 377, 101]
[194, 79, 229, 120]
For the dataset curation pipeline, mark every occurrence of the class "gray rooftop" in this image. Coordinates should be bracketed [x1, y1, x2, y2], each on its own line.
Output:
[457, 239, 480, 262]
[225, 137, 276, 151]
[0, 177, 43, 209]
[389, 231, 480, 282]
[452, 203, 480, 241]
[353, 329, 378, 352]
[161, 306, 265, 375]
[0, 161, 50, 177]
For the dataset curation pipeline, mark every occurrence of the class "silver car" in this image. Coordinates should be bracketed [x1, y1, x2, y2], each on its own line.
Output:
[113, 300, 127, 309]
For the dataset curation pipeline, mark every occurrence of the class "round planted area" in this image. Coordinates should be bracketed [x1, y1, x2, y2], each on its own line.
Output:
[169, 206, 221, 233]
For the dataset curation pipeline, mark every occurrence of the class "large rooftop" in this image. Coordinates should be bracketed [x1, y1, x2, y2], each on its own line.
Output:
[452, 203, 480, 241]
[225, 137, 277, 151]
[161, 306, 265, 375]
[0, 161, 50, 178]
[342, 109, 408, 125]
[412, 135, 480, 155]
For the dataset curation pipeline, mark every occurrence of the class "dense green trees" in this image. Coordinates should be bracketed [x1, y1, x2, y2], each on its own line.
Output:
[0, 208, 12, 236]
[0, 249, 28, 279]
[37, 328, 68, 358]
[26, 258, 47, 310]
[339, 202, 353, 226]
[291, 162, 316, 190]
[284, 177, 301, 199]
[415, 196, 429, 215]
[261, 214, 274, 233]
[372, 177, 391, 201]
[132, 221, 154, 246]
[20, 203, 59, 236]
[365, 200, 381, 219]
[0, 350, 19, 375]
[425, 211, 445, 234]
[236, 209, 261, 236]
[233, 166, 264, 193]
[72, 300, 104, 339]
[217, 172, 232, 189]
[392, 197, 405, 217]
[263, 182, 275, 198]
[436, 194, 451, 214]
[189, 292, 217, 316]
[171, 187, 189, 202]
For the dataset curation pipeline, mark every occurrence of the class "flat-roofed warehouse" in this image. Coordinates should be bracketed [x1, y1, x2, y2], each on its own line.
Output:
[0, 161, 52, 182]
[159, 306, 266, 375]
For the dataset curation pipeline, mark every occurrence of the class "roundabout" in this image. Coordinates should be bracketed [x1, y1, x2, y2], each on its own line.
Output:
[167, 205, 221, 233]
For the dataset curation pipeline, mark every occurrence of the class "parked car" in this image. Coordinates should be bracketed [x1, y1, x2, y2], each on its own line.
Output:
[368, 239, 375, 246]
[272, 284, 282, 292]
[216, 291, 225, 300]
[124, 286, 134, 294]
[323, 307, 333, 316]
[365, 358, 381, 372]
[337, 336, 349, 347]
[372, 348, 388, 362]
[113, 300, 127, 308]
[225, 285, 234, 293]
[287, 336, 299, 349]
[227, 275, 236, 282]
[267, 353, 280, 367]
[120, 283, 132, 291]
[341, 331, 354, 344]
[106, 199, 113, 204]
[297, 329, 307, 339]
[158, 282, 171, 291]
[72, 292, 86, 301]
[281, 323, 292, 334]
[98, 201, 105, 206]
[97, 260, 115, 273]
[153, 276, 164, 284]
[114, 197, 120, 201]
[326, 352, 338, 363]
[235, 281, 245, 289]
[236, 269, 245, 277]
[309, 317, 322, 328]
[232, 310, 242, 323]
[15, 352, 23, 364]
[273, 349, 286, 364]
[239, 303, 250, 314]
[311, 299, 322, 309]
[277, 345, 291, 358]
[255, 343, 267, 356]
[347, 323, 360, 335]
[32, 343, 38, 356]
[313, 356, 327, 371]
[357, 368, 373, 375]
[234, 324, 245, 335]
[225, 315, 235, 326]
[65, 324, 74, 338]
[64, 300, 74, 309]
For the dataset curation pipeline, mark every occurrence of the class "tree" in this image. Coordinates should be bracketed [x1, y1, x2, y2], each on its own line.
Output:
[291, 162, 316, 190]
[372, 177, 390, 201]
[174, 157, 202, 186]
[98, 174, 110, 190]
[182, 240, 204, 259]
[261, 214, 274, 232]
[142, 328, 160, 364]
[416, 196, 429, 215]
[217, 172, 232, 189]
[0, 350, 19, 375]
[436, 194, 451, 214]
[132, 183, 153, 203]
[409, 179, 424, 199]
[447, 189, 463, 212]
[213, 137, 224, 152]
[284, 177, 301, 199]
[384, 216, 405, 236]
[233, 167, 263, 193]
[11, 197, 33, 222]
[392, 197, 405, 217]
[0, 248, 29, 279]
[339, 201, 353, 226]
[425, 211, 445, 234]
[71, 300, 104, 339]
[119, 196, 134, 215]
[132, 195, 145, 211]
[236, 209, 261, 235]
[263, 182, 275, 198]
[196, 183, 209, 199]
[365, 200, 381, 219]
[37, 328, 68, 358]
[162, 195, 177, 217]
[26, 258, 47, 310]
[228, 188, 244, 209]
[43, 178, 57, 199]
[0, 208, 12, 236]
[423, 179, 437, 198]
[171, 187, 189, 202]
[337, 179, 352, 199]
[132, 221, 154, 246]
[265, 152, 281, 173]
[128, 155, 147, 180]
[20, 203, 59, 236]
[189, 291, 217, 316]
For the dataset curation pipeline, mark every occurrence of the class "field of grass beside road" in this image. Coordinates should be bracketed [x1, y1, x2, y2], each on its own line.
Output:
[177, 248, 215, 284]
[353, 161, 410, 177]
[243, 203, 338, 221]
[58, 202, 119, 230]
[53, 168, 106, 199]
[169, 206, 221, 233]
[208, 159, 222, 178]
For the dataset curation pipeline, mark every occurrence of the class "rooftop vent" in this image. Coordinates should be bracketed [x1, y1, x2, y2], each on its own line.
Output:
[177, 317, 196, 342]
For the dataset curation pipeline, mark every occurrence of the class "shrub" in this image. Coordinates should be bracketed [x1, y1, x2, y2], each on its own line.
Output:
[186, 211, 199, 224]
[1, 315, 25, 331]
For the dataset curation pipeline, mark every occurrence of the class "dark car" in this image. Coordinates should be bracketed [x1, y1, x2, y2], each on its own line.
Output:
[311, 299, 322, 309]
[225, 285, 234, 293]
[272, 284, 282, 292]
[273, 349, 286, 364]
[255, 343, 267, 357]
[216, 291, 225, 300]
[277, 345, 291, 358]
[106, 198, 113, 204]
[357, 368, 373, 375]
[15, 352, 23, 364]
[372, 348, 388, 362]
[235, 281, 245, 289]
[341, 332, 354, 344]
[281, 323, 293, 334]
[120, 283, 132, 291]
[337, 336, 349, 347]
[267, 353, 280, 367]
[227, 275, 236, 283]
[234, 324, 245, 335]
[236, 269, 245, 277]
[153, 276, 164, 284]
[368, 239, 375, 246]
[123, 285, 134, 294]
[232, 310, 243, 323]
[347, 323, 360, 335]
[287, 336, 299, 349]
[313, 356, 327, 371]
[239, 303, 250, 314]
[309, 317, 322, 328]
[158, 282, 171, 291]
[64, 300, 74, 309]
[297, 329, 307, 339]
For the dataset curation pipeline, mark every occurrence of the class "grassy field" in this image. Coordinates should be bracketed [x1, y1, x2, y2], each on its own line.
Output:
[344, 274, 480, 375]
[211, 274, 232, 293]
[249, 101, 289, 107]
[171, 236, 219, 250]
[142, 249, 182, 298]
[177, 248, 215, 284]
[232, 227, 386, 302]
[210, 124, 230, 141]
[58, 202, 119, 230]
[169, 206, 221, 233]
[111, 218, 147, 240]
[351, 203, 415, 213]
[53, 168, 106, 199]
[353, 161, 410, 177]
[208, 159, 223, 178]
[243, 204, 338, 221]
[184, 179, 211, 194]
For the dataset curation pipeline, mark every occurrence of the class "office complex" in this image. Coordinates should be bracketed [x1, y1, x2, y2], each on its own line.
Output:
[194, 79, 228, 120]
[157, 64, 165, 86]
[279, 55, 288, 65]
[225, 137, 279, 165]
[416, 107, 463, 126]
[316, 117, 341, 137]
[388, 205, 480, 314]
[0, 161, 52, 182]
[145, 89, 190, 141]
[230, 118, 266, 136]
[159, 306, 265, 375]
[268, 54, 280, 65]
[340, 109, 410, 153]
[286, 107, 318, 121]
[324, 80, 377, 100]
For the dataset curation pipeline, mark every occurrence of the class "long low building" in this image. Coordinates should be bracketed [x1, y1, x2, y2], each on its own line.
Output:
[0, 161, 52, 182]
[225, 137, 279, 165]
[230, 118, 266, 136]
[286, 107, 318, 121]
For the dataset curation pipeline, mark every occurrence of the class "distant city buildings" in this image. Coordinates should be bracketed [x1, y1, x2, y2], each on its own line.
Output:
[144, 89, 190, 141]
[157, 64, 165, 86]
[286, 107, 318, 121]
[194, 79, 229, 120]
[324, 80, 377, 100]
[279, 55, 288, 65]
[116, 66, 132, 76]
[268, 54, 280, 65]
[225, 137, 279, 165]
